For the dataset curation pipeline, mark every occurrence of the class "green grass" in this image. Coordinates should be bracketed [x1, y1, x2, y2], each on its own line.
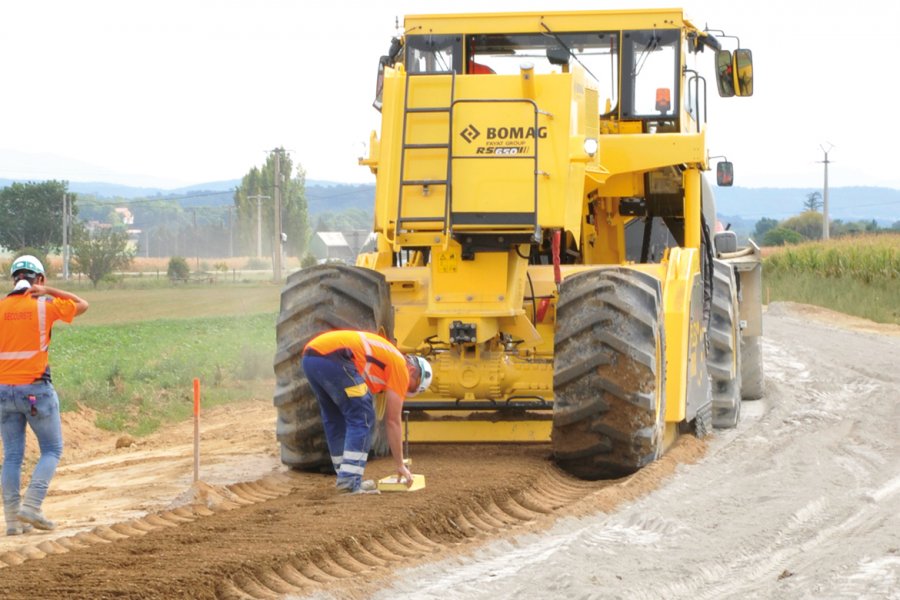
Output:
[52, 313, 276, 436]
[71, 281, 282, 326]
[764, 233, 900, 324]
[43, 281, 282, 436]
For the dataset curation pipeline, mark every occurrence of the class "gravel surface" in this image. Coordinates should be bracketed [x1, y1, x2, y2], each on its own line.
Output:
[366, 302, 900, 600]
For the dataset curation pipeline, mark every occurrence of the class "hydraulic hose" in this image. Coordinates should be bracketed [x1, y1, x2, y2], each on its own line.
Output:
[551, 229, 562, 287]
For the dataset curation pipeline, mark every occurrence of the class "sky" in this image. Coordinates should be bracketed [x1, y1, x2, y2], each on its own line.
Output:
[0, 0, 898, 195]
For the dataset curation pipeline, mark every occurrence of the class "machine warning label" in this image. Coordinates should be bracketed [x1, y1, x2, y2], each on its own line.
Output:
[436, 249, 459, 273]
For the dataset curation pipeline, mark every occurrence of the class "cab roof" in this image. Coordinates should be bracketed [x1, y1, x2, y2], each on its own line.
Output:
[404, 8, 698, 36]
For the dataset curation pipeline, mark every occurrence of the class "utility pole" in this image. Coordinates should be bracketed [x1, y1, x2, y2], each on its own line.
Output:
[228, 206, 234, 258]
[273, 148, 284, 282]
[818, 143, 834, 240]
[192, 208, 199, 271]
[247, 193, 271, 258]
[62, 193, 69, 280]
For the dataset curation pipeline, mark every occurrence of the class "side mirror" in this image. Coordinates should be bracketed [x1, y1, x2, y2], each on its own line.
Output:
[373, 38, 403, 112]
[734, 48, 753, 96]
[372, 57, 387, 112]
[715, 50, 735, 97]
[716, 161, 734, 187]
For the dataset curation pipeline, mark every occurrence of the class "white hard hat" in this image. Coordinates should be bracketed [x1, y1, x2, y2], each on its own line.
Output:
[407, 355, 433, 397]
[10, 255, 45, 277]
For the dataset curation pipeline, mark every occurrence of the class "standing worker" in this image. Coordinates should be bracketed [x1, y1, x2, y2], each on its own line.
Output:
[301, 330, 432, 494]
[0, 255, 88, 534]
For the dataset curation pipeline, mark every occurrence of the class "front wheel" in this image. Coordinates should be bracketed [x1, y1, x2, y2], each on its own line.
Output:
[273, 264, 393, 471]
[552, 268, 666, 480]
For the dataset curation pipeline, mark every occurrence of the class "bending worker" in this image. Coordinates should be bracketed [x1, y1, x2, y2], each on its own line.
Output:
[0, 255, 88, 534]
[301, 330, 432, 494]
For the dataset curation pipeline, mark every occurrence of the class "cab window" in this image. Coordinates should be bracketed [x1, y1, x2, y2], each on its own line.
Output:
[406, 35, 462, 73]
[465, 32, 619, 110]
[621, 29, 680, 119]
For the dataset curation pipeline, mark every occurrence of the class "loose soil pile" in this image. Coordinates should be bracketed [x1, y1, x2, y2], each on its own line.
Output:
[0, 394, 704, 599]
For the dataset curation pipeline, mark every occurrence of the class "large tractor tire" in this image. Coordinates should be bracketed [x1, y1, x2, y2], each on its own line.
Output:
[273, 264, 394, 471]
[709, 260, 742, 428]
[552, 268, 666, 480]
[740, 336, 764, 400]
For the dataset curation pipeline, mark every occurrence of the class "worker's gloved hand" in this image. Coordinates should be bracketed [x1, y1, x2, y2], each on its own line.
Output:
[397, 463, 414, 488]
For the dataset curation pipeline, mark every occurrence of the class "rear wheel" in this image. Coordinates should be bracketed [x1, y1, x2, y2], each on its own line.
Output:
[709, 260, 742, 428]
[740, 336, 764, 400]
[692, 399, 713, 438]
[273, 264, 393, 471]
[552, 269, 666, 480]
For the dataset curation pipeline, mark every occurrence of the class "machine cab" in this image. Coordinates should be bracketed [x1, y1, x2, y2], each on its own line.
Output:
[373, 19, 752, 138]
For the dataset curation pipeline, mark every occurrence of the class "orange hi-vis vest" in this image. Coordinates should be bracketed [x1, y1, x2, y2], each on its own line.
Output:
[305, 330, 410, 397]
[0, 291, 76, 385]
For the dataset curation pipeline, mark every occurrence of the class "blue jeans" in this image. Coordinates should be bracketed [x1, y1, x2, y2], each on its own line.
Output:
[0, 382, 64, 524]
[301, 352, 374, 491]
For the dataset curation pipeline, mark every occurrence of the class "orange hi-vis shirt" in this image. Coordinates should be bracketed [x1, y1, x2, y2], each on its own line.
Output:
[305, 330, 410, 397]
[0, 291, 77, 384]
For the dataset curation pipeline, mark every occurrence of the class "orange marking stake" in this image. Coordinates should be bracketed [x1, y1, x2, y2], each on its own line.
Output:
[193, 378, 200, 483]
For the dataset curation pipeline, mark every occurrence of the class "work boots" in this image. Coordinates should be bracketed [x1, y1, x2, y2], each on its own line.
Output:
[4, 502, 35, 536]
[17, 506, 56, 531]
[336, 479, 380, 495]
[6, 522, 34, 536]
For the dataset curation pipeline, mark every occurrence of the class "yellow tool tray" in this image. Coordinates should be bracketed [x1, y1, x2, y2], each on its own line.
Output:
[376, 473, 426, 492]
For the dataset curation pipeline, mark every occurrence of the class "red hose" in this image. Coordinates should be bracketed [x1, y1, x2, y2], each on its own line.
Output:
[536, 298, 550, 323]
[551, 229, 562, 285]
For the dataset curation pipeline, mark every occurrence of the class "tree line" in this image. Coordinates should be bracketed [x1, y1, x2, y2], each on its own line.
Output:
[0, 179, 133, 287]
[0, 149, 320, 286]
[12, 168, 893, 285]
[752, 191, 900, 246]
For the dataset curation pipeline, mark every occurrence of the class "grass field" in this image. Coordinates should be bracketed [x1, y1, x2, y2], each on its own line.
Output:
[48, 281, 282, 435]
[74, 282, 282, 326]
[763, 233, 900, 324]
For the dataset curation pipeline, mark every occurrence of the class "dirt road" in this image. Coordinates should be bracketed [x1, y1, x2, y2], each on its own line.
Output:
[0, 302, 897, 599]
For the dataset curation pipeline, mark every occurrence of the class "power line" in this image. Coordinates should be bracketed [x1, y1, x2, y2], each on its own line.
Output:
[306, 187, 375, 200]
[71, 184, 372, 207]
[74, 190, 236, 206]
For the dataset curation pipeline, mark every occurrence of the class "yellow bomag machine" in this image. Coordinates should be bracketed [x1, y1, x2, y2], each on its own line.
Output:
[274, 8, 763, 479]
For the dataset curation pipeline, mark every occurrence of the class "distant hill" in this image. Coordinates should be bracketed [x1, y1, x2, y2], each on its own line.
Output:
[0, 178, 156, 200]
[2, 176, 897, 225]
[0, 177, 375, 218]
[713, 186, 900, 224]
[306, 183, 374, 217]
[0, 177, 242, 201]
[303, 184, 900, 226]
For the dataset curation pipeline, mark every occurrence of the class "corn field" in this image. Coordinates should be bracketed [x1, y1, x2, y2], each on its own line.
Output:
[763, 233, 900, 324]
[764, 234, 900, 284]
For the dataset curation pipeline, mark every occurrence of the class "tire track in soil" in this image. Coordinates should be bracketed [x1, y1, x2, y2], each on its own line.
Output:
[0, 440, 705, 600]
